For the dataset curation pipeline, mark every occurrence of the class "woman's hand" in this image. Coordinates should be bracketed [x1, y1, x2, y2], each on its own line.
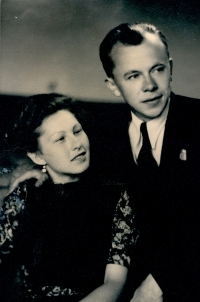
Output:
[79, 264, 128, 302]
[130, 274, 163, 302]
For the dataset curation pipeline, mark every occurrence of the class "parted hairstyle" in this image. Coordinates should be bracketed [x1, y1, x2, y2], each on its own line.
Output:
[99, 22, 169, 78]
[12, 93, 86, 153]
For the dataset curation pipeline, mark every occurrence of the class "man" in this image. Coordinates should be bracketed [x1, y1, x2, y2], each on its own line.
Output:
[98, 22, 200, 301]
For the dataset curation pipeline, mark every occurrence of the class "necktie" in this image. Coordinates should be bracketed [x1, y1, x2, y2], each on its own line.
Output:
[137, 122, 158, 170]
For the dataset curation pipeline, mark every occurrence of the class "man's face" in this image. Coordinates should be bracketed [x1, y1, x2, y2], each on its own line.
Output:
[106, 33, 172, 121]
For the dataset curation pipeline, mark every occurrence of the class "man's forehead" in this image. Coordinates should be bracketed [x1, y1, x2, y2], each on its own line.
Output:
[110, 33, 166, 60]
[143, 32, 164, 47]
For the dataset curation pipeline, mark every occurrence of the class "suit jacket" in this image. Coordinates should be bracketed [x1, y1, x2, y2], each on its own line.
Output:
[90, 92, 200, 301]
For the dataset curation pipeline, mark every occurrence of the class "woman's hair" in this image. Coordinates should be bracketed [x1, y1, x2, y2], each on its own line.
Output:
[12, 93, 86, 153]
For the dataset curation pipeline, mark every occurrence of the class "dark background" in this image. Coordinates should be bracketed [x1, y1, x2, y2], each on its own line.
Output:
[0, 0, 200, 102]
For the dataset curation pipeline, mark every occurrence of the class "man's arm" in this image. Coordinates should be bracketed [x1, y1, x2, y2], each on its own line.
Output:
[79, 264, 128, 302]
[8, 167, 48, 194]
[0, 166, 48, 207]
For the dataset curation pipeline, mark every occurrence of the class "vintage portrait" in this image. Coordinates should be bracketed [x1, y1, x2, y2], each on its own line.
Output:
[0, 1, 200, 301]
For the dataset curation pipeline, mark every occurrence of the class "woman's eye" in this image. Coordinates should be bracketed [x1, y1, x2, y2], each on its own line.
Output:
[74, 128, 82, 135]
[56, 136, 65, 142]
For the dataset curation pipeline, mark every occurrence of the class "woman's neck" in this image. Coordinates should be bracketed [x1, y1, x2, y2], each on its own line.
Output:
[48, 171, 80, 185]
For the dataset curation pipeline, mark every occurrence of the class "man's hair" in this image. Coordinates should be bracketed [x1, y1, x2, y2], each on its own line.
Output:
[99, 22, 169, 78]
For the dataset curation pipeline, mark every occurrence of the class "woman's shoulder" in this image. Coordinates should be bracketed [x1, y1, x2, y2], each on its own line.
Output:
[5, 180, 28, 208]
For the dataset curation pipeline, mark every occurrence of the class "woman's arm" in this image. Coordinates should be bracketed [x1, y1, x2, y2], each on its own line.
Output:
[80, 189, 138, 302]
[108, 190, 139, 268]
[0, 171, 12, 207]
[79, 264, 128, 302]
[0, 182, 27, 256]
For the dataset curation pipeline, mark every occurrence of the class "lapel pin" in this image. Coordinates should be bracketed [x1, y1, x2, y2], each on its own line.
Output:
[179, 149, 187, 161]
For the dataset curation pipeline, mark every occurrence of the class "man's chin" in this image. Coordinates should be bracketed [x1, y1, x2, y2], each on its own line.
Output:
[138, 110, 165, 122]
[145, 103, 169, 120]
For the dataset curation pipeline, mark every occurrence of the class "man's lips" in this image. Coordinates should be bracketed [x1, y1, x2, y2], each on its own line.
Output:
[71, 151, 86, 161]
[142, 95, 162, 103]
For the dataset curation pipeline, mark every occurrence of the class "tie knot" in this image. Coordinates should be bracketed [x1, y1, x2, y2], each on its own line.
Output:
[140, 122, 149, 144]
[137, 121, 158, 169]
[140, 122, 147, 135]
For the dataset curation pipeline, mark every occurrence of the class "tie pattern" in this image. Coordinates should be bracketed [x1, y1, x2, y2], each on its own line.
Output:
[137, 122, 158, 170]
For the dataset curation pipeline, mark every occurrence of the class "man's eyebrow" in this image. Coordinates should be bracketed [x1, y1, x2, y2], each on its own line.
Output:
[150, 63, 166, 70]
[123, 63, 166, 77]
[124, 70, 140, 77]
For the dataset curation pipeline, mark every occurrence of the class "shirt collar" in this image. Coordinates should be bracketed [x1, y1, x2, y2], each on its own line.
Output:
[130, 99, 170, 149]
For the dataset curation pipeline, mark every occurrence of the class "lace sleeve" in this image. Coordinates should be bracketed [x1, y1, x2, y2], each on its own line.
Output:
[107, 190, 139, 268]
[0, 182, 27, 260]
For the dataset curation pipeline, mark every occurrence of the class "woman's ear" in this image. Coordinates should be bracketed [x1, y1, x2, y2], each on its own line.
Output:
[105, 78, 121, 97]
[27, 151, 46, 166]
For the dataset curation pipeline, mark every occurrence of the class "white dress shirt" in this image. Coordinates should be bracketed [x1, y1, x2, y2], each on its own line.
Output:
[128, 101, 170, 166]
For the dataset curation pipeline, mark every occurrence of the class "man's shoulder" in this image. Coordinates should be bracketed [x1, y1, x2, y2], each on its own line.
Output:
[170, 92, 200, 120]
[168, 93, 200, 141]
[171, 92, 200, 108]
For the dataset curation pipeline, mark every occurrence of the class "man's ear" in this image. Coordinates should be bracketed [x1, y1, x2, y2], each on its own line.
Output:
[27, 151, 46, 166]
[105, 78, 121, 97]
[169, 58, 173, 81]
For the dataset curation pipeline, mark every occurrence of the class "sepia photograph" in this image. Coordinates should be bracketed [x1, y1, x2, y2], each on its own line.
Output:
[0, 1, 200, 301]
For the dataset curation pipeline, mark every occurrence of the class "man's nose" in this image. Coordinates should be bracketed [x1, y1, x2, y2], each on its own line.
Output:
[142, 74, 158, 92]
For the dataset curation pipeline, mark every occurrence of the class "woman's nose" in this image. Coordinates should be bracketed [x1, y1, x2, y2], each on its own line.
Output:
[71, 136, 82, 150]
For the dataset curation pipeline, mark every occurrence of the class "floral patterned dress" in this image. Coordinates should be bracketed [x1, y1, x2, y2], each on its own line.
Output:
[0, 177, 139, 300]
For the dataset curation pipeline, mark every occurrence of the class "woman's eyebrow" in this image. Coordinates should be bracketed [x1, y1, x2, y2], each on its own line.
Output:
[49, 131, 65, 139]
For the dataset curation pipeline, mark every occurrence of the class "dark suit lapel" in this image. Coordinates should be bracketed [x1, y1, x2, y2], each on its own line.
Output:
[160, 93, 189, 170]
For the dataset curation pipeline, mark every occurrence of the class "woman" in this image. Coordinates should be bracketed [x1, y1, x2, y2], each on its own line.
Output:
[0, 93, 138, 301]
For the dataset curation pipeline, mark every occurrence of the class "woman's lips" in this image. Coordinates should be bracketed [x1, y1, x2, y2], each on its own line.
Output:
[71, 151, 86, 161]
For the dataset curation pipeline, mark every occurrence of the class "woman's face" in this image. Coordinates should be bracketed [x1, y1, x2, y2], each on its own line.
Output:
[36, 109, 90, 183]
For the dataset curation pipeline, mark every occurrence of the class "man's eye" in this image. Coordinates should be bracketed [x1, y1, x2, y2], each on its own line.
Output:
[128, 74, 139, 80]
[155, 66, 165, 73]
